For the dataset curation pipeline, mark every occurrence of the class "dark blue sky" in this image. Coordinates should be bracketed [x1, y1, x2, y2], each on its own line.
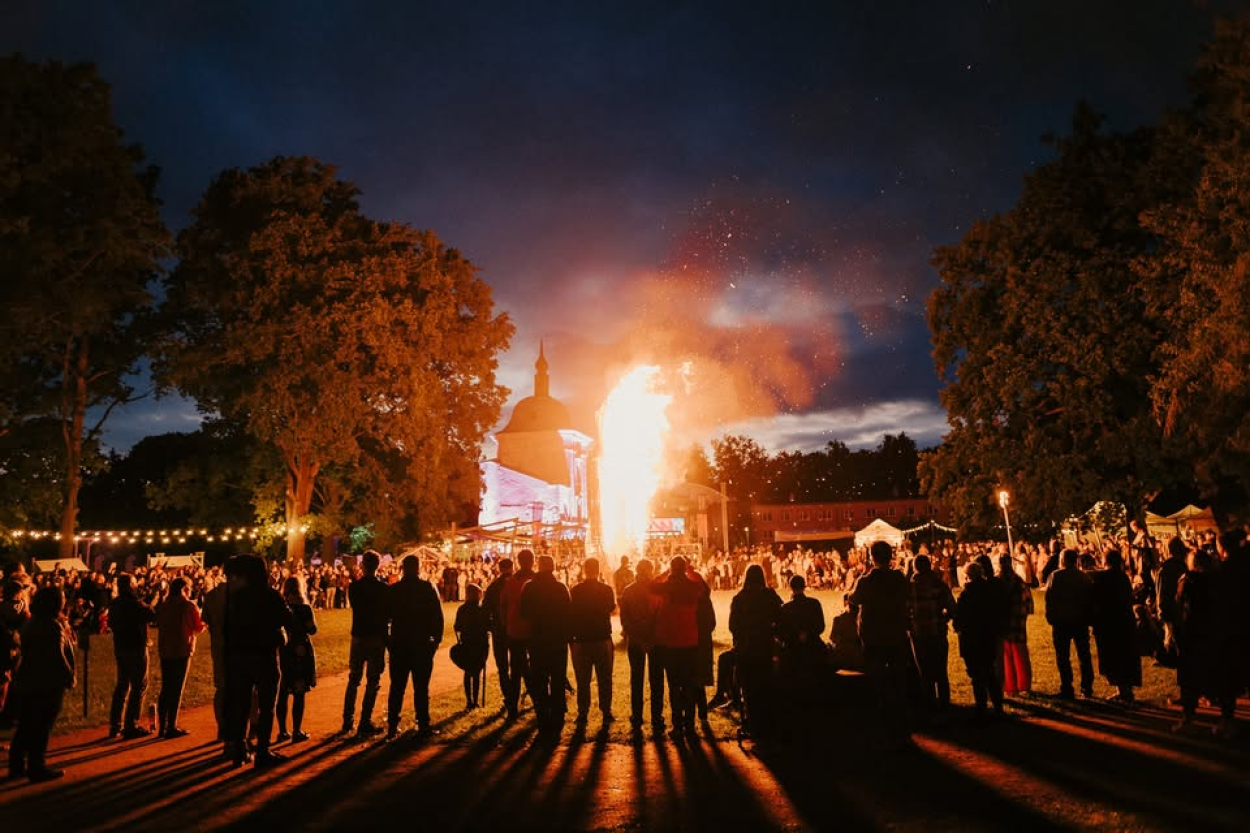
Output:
[6, 0, 1245, 453]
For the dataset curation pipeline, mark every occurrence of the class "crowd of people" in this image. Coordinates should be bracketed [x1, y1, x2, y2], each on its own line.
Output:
[2, 522, 1249, 782]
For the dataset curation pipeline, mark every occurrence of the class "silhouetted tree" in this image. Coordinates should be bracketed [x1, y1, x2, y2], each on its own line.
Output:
[158, 157, 512, 561]
[0, 57, 170, 557]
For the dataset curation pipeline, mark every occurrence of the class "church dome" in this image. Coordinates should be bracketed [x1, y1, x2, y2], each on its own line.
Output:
[499, 394, 572, 434]
[497, 341, 573, 434]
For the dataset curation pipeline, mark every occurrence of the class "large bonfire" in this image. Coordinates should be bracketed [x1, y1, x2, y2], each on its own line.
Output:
[596, 365, 673, 569]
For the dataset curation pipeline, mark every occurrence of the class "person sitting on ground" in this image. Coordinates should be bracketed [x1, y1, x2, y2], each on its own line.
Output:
[828, 600, 865, 673]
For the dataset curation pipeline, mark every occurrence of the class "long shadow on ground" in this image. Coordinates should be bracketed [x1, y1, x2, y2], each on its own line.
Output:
[3, 689, 1249, 832]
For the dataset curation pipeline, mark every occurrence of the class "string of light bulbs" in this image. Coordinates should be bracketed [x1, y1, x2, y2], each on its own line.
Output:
[3, 524, 310, 545]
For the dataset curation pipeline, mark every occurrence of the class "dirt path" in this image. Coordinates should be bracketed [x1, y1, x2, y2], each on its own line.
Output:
[3, 661, 1250, 832]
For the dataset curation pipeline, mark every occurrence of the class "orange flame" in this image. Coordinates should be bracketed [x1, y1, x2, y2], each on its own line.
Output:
[597, 365, 672, 568]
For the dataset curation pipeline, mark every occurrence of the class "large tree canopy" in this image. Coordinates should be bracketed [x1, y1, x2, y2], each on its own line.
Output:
[0, 57, 170, 557]
[158, 156, 513, 561]
[925, 18, 1250, 530]
[923, 104, 1189, 532]
[1141, 18, 1250, 520]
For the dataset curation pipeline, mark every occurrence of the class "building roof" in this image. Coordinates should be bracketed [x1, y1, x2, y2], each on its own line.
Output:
[497, 342, 575, 434]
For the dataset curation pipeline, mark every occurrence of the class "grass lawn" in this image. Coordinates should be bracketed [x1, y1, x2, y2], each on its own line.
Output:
[53, 588, 1178, 737]
[56, 608, 356, 735]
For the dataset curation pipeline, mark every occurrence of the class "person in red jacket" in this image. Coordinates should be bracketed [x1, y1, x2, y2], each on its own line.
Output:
[650, 556, 707, 740]
[155, 577, 205, 738]
[498, 549, 536, 720]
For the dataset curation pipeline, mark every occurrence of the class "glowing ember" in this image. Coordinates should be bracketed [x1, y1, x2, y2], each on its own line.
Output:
[597, 365, 672, 568]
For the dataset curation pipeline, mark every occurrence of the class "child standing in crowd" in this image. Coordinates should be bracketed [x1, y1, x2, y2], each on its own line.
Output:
[276, 576, 317, 742]
[453, 584, 489, 709]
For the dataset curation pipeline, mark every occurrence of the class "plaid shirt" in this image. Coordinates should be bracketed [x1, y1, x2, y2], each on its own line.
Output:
[909, 571, 955, 638]
[1000, 573, 1034, 643]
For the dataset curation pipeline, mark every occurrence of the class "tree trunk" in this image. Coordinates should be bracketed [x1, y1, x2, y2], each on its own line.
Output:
[284, 455, 319, 564]
[57, 335, 88, 561]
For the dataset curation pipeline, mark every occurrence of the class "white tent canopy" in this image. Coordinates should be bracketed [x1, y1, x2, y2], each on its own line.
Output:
[149, 553, 204, 569]
[33, 558, 90, 573]
[854, 518, 905, 548]
[1167, 505, 1218, 532]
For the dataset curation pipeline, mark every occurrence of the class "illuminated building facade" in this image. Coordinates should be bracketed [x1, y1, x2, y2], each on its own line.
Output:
[478, 345, 592, 532]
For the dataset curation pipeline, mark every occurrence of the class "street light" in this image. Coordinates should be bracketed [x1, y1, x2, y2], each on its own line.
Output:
[999, 490, 1015, 572]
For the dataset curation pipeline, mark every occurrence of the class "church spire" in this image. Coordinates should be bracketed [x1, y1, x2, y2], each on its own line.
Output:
[534, 340, 550, 398]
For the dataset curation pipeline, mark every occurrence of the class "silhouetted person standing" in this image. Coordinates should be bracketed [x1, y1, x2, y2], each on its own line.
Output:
[155, 577, 204, 737]
[276, 576, 317, 743]
[849, 541, 913, 747]
[997, 553, 1034, 696]
[730, 564, 782, 739]
[500, 549, 536, 719]
[1156, 537, 1190, 661]
[201, 563, 233, 741]
[224, 555, 291, 767]
[1044, 549, 1094, 699]
[342, 551, 388, 736]
[908, 555, 955, 713]
[386, 555, 444, 739]
[519, 554, 571, 735]
[454, 584, 489, 709]
[7, 586, 74, 782]
[955, 561, 1006, 718]
[653, 556, 707, 740]
[108, 573, 155, 739]
[568, 557, 615, 726]
[619, 558, 664, 734]
[1091, 549, 1141, 704]
[482, 558, 514, 704]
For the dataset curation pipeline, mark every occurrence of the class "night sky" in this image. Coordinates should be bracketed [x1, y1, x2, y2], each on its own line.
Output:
[6, 0, 1246, 456]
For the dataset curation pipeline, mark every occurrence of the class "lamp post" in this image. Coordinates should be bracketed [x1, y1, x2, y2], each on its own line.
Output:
[999, 490, 1015, 573]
